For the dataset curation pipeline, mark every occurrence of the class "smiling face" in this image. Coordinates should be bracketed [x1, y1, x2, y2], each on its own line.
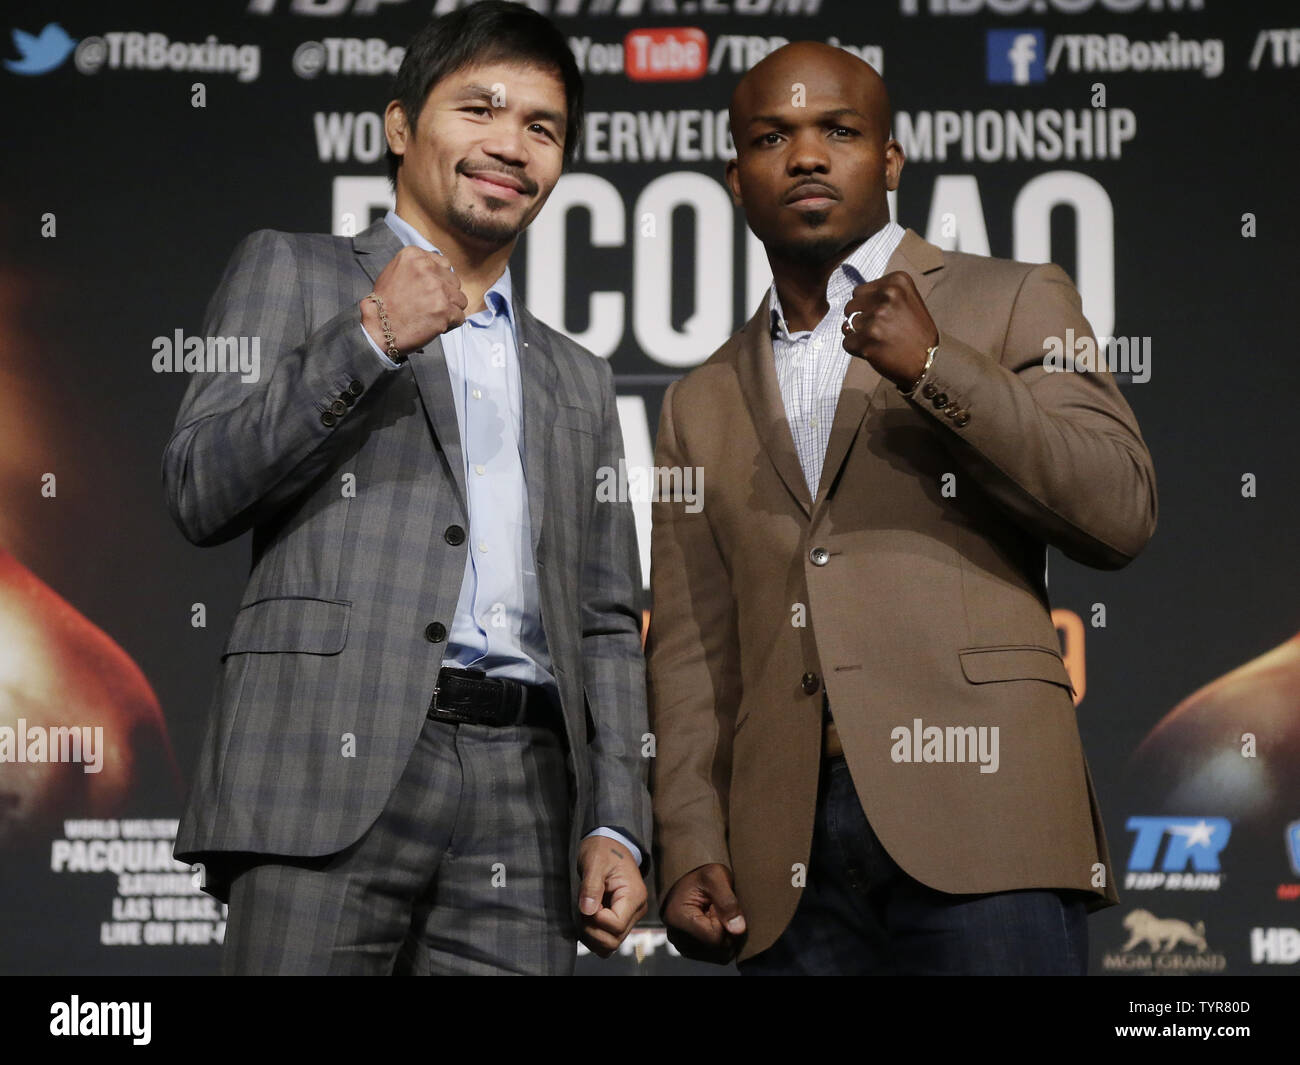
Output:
[386, 59, 568, 250]
[726, 43, 903, 267]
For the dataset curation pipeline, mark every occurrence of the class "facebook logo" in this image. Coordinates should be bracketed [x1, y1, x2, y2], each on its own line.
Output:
[987, 30, 1045, 85]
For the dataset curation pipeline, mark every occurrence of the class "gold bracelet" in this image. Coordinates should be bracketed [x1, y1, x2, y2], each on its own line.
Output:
[899, 343, 937, 397]
[364, 291, 404, 364]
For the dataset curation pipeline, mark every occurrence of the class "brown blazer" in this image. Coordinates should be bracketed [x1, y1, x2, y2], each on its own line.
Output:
[646, 228, 1156, 962]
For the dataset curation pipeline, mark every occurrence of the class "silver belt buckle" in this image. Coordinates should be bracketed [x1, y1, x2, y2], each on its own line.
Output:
[429, 684, 452, 718]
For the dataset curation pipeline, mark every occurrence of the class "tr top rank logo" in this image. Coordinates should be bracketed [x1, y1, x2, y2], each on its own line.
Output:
[1124, 816, 1231, 891]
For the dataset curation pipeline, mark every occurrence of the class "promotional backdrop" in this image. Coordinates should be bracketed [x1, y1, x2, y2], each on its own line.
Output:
[1, 0, 1297, 976]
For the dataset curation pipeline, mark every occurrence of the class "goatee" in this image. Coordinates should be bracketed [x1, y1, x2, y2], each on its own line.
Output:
[773, 220, 848, 268]
[447, 200, 520, 247]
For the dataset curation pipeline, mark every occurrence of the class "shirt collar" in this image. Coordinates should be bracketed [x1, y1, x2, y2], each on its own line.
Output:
[768, 220, 903, 340]
[383, 208, 513, 326]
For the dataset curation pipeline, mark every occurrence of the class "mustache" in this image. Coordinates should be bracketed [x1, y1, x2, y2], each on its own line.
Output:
[785, 177, 842, 200]
[456, 160, 538, 196]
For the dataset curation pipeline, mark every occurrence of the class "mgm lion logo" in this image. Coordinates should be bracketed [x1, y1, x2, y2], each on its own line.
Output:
[1121, 909, 1208, 953]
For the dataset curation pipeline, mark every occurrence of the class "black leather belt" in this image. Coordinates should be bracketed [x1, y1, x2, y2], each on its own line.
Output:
[427, 667, 563, 731]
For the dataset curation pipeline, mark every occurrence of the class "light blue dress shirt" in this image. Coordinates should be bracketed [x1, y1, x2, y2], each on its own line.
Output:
[360, 210, 640, 867]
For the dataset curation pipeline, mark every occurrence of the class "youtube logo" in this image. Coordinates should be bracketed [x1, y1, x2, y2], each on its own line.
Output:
[624, 28, 707, 82]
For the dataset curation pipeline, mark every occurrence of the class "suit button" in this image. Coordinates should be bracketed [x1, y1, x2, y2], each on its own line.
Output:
[810, 546, 829, 566]
[321, 411, 337, 428]
[347, 380, 364, 397]
[330, 398, 348, 416]
[444, 524, 466, 546]
[921, 382, 938, 400]
[801, 671, 820, 695]
[932, 393, 949, 409]
[954, 411, 971, 427]
[944, 406, 962, 419]
[424, 622, 446, 643]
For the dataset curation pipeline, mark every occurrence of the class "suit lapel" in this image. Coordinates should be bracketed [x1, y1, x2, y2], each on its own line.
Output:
[514, 305, 557, 552]
[812, 228, 946, 517]
[892, 226, 945, 305]
[736, 297, 814, 519]
[354, 219, 468, 518]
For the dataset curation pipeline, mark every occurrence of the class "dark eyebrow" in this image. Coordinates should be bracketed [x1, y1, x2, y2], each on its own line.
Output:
[819, 107, 868, 123]
[457, 84, 498, 103]
[456, 83, 564, 129]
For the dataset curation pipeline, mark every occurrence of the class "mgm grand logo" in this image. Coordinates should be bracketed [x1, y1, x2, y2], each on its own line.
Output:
[1102, 909, 1227, 973]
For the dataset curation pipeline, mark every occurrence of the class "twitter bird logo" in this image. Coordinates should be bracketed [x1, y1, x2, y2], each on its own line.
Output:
[5, 23, 76, 75]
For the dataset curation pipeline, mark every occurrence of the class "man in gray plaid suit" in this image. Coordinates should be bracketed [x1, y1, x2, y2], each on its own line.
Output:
[163, 2, 650, 975]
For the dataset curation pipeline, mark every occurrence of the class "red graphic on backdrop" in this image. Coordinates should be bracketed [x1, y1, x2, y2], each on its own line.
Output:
[624, 28, 707, 82]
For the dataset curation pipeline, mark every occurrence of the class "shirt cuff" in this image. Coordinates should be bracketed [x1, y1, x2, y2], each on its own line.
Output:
[359, 320, 403, 369]
[583, 827, 642, 869]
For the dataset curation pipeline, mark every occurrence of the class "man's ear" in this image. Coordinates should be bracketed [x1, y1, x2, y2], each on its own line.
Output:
[385, 101, 410, 158]
[884, 138, 904, 192]
[725, 158, 743, 207]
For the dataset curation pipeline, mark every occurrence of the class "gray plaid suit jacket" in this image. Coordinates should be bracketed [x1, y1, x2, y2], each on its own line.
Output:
[164, 218, 651, 907]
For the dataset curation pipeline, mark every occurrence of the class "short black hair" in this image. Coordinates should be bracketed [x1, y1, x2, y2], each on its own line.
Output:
[385, 1, 583, 189]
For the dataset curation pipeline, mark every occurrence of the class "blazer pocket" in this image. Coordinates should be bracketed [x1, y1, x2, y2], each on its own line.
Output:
[221, 595, 351, 657]
[958, 645, 1074, 694]
[553, 405, 597, 435]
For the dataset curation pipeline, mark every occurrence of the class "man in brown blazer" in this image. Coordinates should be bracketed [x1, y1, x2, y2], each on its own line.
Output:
[646, 42, 1157, 975]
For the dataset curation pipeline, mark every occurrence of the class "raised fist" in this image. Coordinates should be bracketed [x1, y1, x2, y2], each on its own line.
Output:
[360, 245, 469, 358]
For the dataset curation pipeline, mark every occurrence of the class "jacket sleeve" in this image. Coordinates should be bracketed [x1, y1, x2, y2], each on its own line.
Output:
[908, 261, 1157, 568]
[645, 380, 743, 898]
[161, 229, 395, 546]
[580, 357, 654, 870]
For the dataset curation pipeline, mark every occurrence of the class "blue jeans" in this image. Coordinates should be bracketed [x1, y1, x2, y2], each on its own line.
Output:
[738, 756, 1089, 975]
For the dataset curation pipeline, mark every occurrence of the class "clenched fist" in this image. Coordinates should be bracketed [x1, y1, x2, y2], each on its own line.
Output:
[661, 862, 747, 964]
[840, 270, 938, 389]
[576, 835, 648, 958]
[360, 245, 469, 358]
